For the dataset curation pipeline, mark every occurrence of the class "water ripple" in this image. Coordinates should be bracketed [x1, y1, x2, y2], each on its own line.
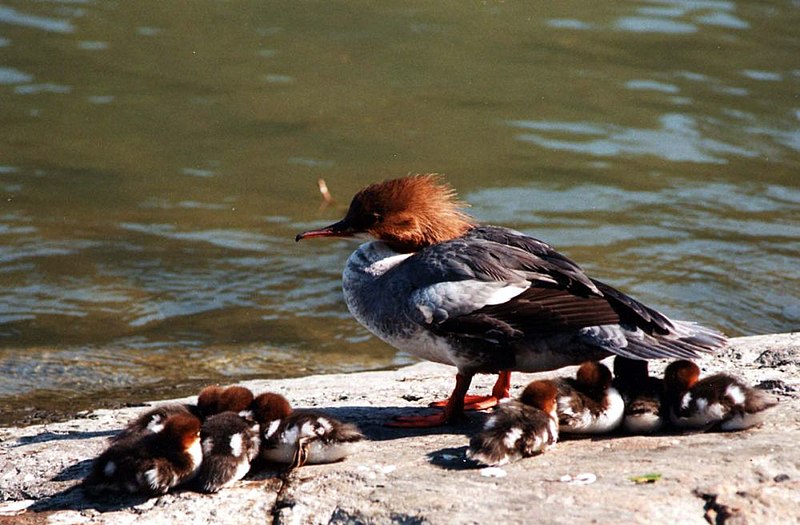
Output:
[0, 6, 74, 33]
[508, 114, 758, 163]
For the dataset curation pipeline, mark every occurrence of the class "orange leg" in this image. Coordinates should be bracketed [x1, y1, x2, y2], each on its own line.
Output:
[429, 370, 512, 411]
[386, 373, 472, 428]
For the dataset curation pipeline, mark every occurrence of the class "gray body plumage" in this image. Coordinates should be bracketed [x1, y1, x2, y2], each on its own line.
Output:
[342, 226, 726, 377]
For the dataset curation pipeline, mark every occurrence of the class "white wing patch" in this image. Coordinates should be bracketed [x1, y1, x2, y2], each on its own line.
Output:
[725, 384, 746, 405]
[412, 280, 529, 325]
[265, 419, 281, 439]
[316, 417, 333, 434]
[503, 427, 523, 449]
[229, 433, 243, 457]
[483, 284, 529, 305]
[146, 415, 165, 433]
[681, 393, 693, 411]
[144, 468, 161, 490]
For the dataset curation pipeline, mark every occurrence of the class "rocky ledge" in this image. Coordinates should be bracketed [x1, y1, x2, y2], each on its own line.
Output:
[1, 333, 799, 525]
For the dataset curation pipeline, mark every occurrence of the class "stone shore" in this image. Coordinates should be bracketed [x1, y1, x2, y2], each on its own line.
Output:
[1, 333, 799, 525]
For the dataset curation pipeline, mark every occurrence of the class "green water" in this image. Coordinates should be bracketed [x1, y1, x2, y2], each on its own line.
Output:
[1, 1, 798, 425]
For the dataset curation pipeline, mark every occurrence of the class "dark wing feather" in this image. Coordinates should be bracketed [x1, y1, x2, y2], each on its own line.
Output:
[466, 226, 600, 295]
[433, 287, 622, 341]
[396, 225, 723, 359]
[590, 279, 674, 334]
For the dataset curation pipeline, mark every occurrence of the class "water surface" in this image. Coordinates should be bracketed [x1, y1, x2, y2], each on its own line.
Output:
[1, 1, 798, 424]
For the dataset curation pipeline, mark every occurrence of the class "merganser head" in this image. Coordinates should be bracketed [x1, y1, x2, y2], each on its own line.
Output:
[520, 380, 558, 414]
[663, 359, 701, 394]
[295, 174, 475, 252]
[250, 392, 292, 425]
[576, 361, 613, 396]
[161, 413, 202, 450]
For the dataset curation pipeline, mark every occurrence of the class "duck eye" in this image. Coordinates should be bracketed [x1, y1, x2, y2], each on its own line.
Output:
[372, 213, 383, 224]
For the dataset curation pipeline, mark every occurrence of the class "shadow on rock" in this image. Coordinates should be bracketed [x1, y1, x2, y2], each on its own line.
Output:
[426, 446, 477, 471]
[27, 485, 151, 513]
[52, 458, 94, 481]
[14, 429, 118, 447]
[317, 406, 486, 441]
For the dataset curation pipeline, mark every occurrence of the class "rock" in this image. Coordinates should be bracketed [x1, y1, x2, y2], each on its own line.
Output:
[1, 333, 799, 524]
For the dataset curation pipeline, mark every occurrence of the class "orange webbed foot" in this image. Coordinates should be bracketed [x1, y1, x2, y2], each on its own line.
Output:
[429, 394, 501, 411]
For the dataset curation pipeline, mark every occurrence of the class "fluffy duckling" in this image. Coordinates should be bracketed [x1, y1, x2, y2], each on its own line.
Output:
[252, 392, 364, 469]
[85, 413, 202, 496]
[196, 412, 260, 493]
[663, 360, 778, 431]
[613, 357, 665, 434]
[554, 361, 624, 434]
[467, 380, 559, 466]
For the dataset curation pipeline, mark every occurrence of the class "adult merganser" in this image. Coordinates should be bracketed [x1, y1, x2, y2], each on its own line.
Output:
[546, 361, 624, 434]
[612, 357, 665, 434]
[196, 412, 261, 493]
[85, 413, 203, 496]
[296, 174, 727, 427]
[468, 380, 559, 466]
[251, 392, 364, 469]
[663, 360, 778, 431]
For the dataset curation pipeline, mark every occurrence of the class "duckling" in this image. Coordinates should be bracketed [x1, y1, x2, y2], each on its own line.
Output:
[467, 380, 559, 466]
[85, 413, 202, 496]
[196, 412, 260, 493]
[663, 360, 778, 431]
[612, 357, 664, 434]
[251, 392, 363, 469]
[554, 361, 624, 434]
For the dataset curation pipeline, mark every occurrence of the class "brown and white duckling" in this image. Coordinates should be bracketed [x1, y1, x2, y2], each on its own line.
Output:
[251, 392, 364, 469]
[663, 360, 778, 431]
[467, 380, 559, 466]
[196, 412, 260, 493]
[85, 413, 203, 496]
[612, 357, 665, 434]
[111, 403, 200, 443]
[554, 361, 624, 434]
[197, 385, 255, 419]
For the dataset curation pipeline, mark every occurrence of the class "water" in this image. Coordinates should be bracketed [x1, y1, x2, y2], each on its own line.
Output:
[1, 1, 798, 425]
